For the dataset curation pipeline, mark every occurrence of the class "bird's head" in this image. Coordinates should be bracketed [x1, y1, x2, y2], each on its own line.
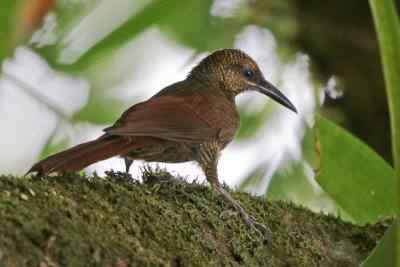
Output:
[189, 49, 297, 113]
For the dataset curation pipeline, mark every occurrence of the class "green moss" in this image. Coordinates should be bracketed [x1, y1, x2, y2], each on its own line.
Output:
[0, 168, 389, 266]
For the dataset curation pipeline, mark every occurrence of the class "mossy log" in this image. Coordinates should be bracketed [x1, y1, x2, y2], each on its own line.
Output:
[0, 168, 388, 266]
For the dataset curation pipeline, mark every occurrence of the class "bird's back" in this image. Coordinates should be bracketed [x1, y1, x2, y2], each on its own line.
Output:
[117, 79, 241, 164]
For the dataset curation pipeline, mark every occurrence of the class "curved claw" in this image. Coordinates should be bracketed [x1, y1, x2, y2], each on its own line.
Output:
[211, 183, 272, 242]
[218, 208, 272, 243]
[240, 210, 269, 242]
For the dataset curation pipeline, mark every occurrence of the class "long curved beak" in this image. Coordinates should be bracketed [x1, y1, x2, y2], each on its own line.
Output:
[250, 82, 297, 114]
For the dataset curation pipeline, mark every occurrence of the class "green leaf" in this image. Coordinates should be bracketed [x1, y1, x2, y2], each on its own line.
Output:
[301, 124, 319, 169]
[369, 0, 400, 264]
[361, 220, 396, 267]
[315, 117, 395, 224]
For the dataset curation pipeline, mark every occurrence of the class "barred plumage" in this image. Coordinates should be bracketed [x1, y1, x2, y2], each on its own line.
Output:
[27, 49, 297, 241]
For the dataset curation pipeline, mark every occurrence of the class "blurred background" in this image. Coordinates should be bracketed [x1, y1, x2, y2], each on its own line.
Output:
[0, 0, 396, 219]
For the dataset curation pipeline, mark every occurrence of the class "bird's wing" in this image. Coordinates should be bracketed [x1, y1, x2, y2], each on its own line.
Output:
[104, 95, 238, 143]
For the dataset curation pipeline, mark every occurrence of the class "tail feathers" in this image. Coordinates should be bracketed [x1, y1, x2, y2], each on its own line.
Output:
[26, 136, 150, 177]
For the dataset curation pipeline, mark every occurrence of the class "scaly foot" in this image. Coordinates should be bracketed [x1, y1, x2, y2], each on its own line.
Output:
[219, 207, 271, 242]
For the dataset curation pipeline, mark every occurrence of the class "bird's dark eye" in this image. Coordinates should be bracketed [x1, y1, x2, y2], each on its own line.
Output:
[243, 69, 252, 77]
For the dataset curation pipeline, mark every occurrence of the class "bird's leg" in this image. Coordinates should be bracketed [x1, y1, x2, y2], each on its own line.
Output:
[199, 144, 268, 241]
[210, 179, 268, 241]
[124, 158, 134, 173]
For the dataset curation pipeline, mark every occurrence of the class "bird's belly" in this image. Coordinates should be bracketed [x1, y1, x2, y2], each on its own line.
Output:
[125, 141, 197, 163]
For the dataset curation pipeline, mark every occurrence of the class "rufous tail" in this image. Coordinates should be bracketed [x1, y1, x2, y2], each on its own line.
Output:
[26, 136, 151, 177]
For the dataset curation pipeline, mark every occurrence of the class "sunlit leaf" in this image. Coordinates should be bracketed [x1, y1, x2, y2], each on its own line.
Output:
[301, 124, 319, 169]
[315, 117, 395, 224]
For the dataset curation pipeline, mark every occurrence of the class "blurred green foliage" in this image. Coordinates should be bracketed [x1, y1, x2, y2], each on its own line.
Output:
[0, 1, 21, 63]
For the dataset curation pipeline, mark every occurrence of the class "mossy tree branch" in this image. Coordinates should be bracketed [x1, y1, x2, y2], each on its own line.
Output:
[0, 168, 389, 266]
